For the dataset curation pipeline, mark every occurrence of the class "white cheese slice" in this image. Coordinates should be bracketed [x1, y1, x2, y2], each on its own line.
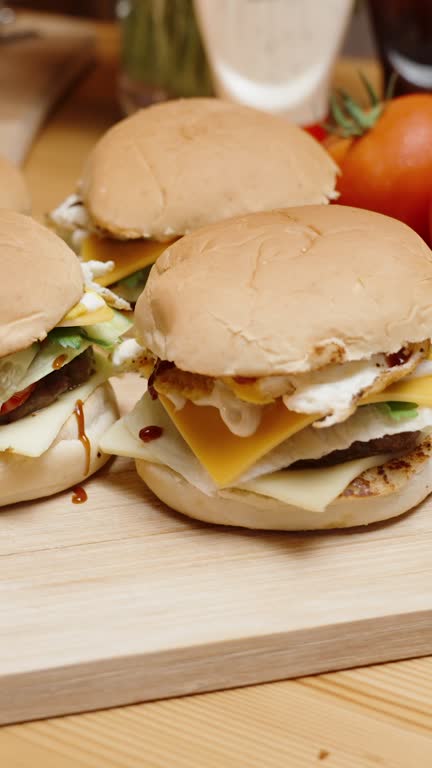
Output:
[240, 404, 432, 482]
[0, 344, 39, 402]
[101, 396, 393, 512]
[14, 340, 92, 398]
[100, 396, 215, 494]
[0, 367, 106, 457]
[238, 455, 389, 513]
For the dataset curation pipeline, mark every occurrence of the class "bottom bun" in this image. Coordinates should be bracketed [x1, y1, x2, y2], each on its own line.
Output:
[1, 383, 118, 507]
[136, 435, 432, 530]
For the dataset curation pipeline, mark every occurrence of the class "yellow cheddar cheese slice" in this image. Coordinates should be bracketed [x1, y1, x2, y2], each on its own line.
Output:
[58, 304, 114, 328]
[159, 395, 317, 487]
[363, 375, 432, 408]
[222, 377, 274, 404]
[158, 374, 432, 487]
[81, 234, 176, 286]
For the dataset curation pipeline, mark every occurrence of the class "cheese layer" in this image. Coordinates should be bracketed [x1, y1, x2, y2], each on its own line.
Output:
[81, 235, 174, 286]
[0, 365, 106, 457]
[160, 394, 315, 486]
[100, 394, 390, 513]
[158, 373, 432, 485]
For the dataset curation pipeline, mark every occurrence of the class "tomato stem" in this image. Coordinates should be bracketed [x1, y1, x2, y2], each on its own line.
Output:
[326, 72, 386, 138]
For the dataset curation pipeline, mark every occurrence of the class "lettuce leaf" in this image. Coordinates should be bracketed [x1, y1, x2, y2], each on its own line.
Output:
[83, 310, 132, 348]
[113, 266, 152, 303]
[377, 401, 419, 421]
[47, 328, 86, 349]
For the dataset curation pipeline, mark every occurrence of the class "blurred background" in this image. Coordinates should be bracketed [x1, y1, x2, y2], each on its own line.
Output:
[4, 0, 432, 181]
[9, 1, 432, 123]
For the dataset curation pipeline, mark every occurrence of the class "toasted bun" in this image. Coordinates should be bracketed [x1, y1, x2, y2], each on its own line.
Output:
[80, 98, 338, 240]
[0, 383, 118, 507]
[0, 211, 83, 358]
[136, 434, 432, 530]
[0, 156, 31, 213]
[136, 205, 432, 376]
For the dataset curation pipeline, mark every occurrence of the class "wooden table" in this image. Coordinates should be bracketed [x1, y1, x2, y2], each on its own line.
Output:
[1, 21, 432, 768]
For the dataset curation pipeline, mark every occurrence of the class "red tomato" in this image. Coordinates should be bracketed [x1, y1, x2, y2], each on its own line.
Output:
[326, 94, 432, 243]
[1, 383, 36, 415]
[303, 122, 328, 142]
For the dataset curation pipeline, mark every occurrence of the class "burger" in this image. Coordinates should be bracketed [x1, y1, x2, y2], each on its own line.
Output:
[101, 205, 432, 530]
[0, 155, 30, 213]
[0, 211, 130, 506]
[49, 98, 337, 305]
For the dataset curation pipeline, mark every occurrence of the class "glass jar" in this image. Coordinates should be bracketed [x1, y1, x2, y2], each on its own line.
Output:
[117, 0, 214, 114]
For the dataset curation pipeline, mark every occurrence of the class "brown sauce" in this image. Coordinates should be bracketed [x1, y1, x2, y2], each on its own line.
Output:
[53, 354, 67, 370]
[71, 485, 88, 504]
[139, 425, 163, 442]
[148, 359, 175, 400]
[386, 348, 411, 367]
[233, 376, 258, 384]
[74, 399, 91, 475]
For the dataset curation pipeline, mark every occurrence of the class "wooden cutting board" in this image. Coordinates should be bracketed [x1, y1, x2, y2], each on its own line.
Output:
[1, 374, 432, 726]
[0, 12, 95, 165]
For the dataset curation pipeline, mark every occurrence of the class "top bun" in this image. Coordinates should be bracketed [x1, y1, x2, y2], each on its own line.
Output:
[0, 155, 31, 214]
[136, 205, 432, 377]
[0, 212, 83, 358]
[80, 98, 338, 240]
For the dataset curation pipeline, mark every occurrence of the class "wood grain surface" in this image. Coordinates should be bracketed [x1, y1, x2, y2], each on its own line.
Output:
[0, 13, 95, 165]
[1, 17, 431, 768]
[2, 367, 432, 726]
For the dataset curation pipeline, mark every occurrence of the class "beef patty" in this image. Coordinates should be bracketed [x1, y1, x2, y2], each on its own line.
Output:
[0, 348, 95, 425]
[291, 431, 421, 469]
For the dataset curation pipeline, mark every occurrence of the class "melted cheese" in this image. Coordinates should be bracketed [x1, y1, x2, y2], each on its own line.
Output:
[363, 375, 432, 408]
[100, 395, 214, 494]
[159, 395, 316, 486]
[0, 368, 105, 457]
[239, 456, 389, 513]
[142, 374, 432, 486]
[58, 305, 114, 327]
[100, 396, 389, 512]
[102, 372, 432, 494]
[81, 234, 175, 286]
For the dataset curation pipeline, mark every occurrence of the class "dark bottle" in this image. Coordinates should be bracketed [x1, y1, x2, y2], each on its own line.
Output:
[367, 0, 432, 95]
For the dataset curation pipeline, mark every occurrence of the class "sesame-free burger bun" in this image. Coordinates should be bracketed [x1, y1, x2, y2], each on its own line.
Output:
[0, 211, 83, 358]
[136, 205, 432, 377]
[0, 383, 118, 507]
[0, 155, 31, 214]
[136, 432, 432, 530]
[80, 98, 338, 240]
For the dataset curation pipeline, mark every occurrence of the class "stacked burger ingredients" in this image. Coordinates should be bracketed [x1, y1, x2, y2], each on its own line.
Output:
[49, 98, 337, 305]
[0, 211, 129, 506]
[101, 205, 432, 530]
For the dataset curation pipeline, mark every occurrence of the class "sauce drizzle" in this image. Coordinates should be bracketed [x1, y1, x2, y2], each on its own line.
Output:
[147, 359, 175, 400]
[233, 376, 258, 384]
[71, 485, 88, 504]
[139, 425, 163, 442]
[53, 353, 67, 370]
[386, 348, 411, 368]
[74, 399, 91, 475]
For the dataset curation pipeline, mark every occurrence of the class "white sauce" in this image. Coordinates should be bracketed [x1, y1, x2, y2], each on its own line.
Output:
[81, 260, 115, 282]
[81, 261, 131, 312]
[283, 355, 387, 427]
[167, 380, 262, 437]
[72, 229, 89, 250]
[197, 381, 262, 437]
[112, 338, 144, 368]
[50, 194, 90, 231]
[405, 359, 432, 380]
[80, 292, 105, 312]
